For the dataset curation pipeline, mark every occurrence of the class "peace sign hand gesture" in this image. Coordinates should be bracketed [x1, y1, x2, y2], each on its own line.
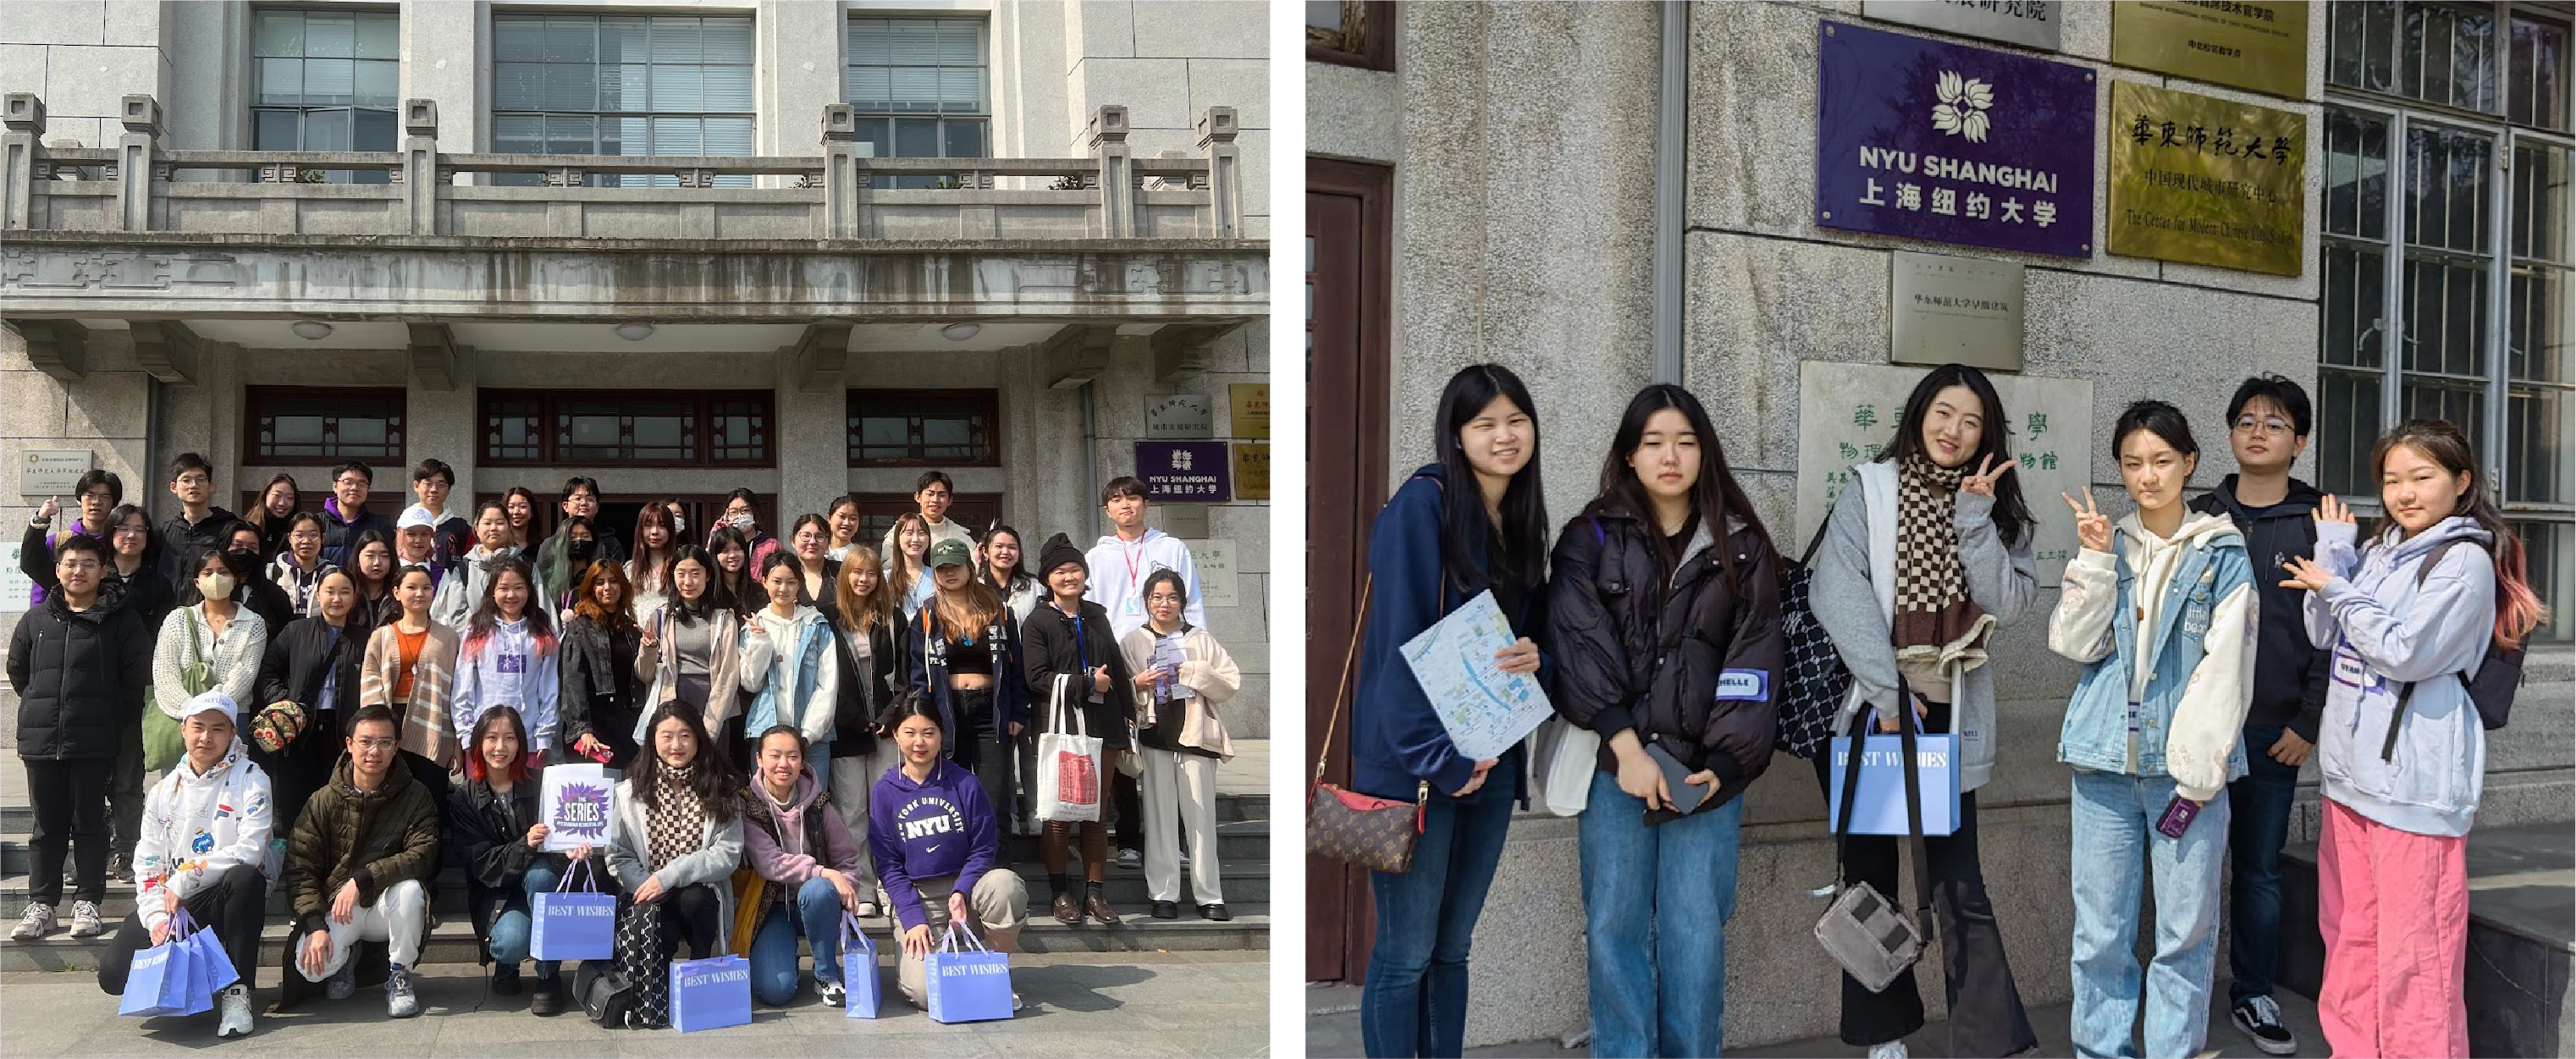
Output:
[2314, 494, 2355, 526]
[2062, 490, 2114, 554]
[1961, 454, 2016, 498]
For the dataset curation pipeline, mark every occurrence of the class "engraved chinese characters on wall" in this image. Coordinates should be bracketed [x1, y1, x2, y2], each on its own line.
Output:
[1795, 361, 2094, 583]
[1817, 21, 2099, 259]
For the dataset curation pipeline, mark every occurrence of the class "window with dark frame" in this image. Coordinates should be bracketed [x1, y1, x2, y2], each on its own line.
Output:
[846, 389, 1001, 466]
[480, 389, 773, 467]
[2321, 0, 2576, 644]
[1307, 0, 1394, 70]
[245, 387, 407, 465]
[252, 8, 401, 184]
[489, 13, 757, 188]
[844, 16, 991, 190]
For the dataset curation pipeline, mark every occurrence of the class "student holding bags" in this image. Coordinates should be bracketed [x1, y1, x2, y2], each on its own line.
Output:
[1546, 384, 1784, 1059]
[451, 704, 586, 1017]
[604, 700, 747, 1029]
[96, 691, 273, 1039]
[870, 694, 1027, 1014]
[738, 725, 869, 1007]
[1808, 364, 2042, 1059]
[2281, 420, 2546, 1058]
[1350, 365, 1549, 1059]
[2049, 401, 2257, 1059]
[1019, 535, 1129, 926]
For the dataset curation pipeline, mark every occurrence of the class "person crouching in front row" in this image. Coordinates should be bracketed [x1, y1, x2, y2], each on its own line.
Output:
[96, 691, 275, 1039]
[452, 704, 593, 1017]
[285, 704, 443, 1018]
[741, 725, 869, 1008]
[873, 692, 1028, 1013]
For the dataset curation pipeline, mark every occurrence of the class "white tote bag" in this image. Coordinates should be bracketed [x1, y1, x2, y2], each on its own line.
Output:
[1530, 714, 1600, 818]
[1034, 675, 1105, 823]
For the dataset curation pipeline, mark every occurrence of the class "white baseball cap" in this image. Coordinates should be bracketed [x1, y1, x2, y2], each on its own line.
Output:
[183, 690, 238, 724]
[399, 505, 439, 531]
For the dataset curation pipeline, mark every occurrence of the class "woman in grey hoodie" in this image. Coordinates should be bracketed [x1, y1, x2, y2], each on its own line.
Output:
[1809, 364, 2039, 1059]
[2281, 419, 2546, 1058]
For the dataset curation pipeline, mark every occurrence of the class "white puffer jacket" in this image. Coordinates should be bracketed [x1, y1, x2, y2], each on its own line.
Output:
[134, 734, 275, 931]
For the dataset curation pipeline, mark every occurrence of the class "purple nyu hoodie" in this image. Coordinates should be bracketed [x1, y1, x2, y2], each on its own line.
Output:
[867, 758, 999, 931]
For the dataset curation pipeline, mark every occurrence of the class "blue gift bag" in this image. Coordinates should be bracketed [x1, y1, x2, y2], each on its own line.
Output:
[531, 859, 617, 962]
[117, 911, 198, 1018]
[841, 913, 881, 1019]
[187, 914, 239, 993]
[924, 924, 1013, 1024]
[1824, 732, 1961, 836]
[668, 954, 752, 1033]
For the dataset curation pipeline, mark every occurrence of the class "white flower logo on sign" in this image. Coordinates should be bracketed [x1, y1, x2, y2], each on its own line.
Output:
[1931, 70, 1994, 143]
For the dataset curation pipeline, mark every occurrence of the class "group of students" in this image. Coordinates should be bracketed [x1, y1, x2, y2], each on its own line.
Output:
[10, 455, 1244, 1037]
[1351, 363, 2546, 1059]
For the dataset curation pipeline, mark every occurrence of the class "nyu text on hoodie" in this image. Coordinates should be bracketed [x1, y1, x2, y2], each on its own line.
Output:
[451, 617, 561, 753]
[2048, 510, 2258, 802]
[2304, 516, 2497, 838]
[135, 736, 275, 931]
[1084, 528, 1206, 641]
[867, 758, 998, 931]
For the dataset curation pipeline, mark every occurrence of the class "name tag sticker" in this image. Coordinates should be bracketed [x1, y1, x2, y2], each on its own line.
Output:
[1714, 669, 1768, 702]
[2331, 644, 2369, 689]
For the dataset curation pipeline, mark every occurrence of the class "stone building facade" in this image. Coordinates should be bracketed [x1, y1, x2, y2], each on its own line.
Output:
[0, 0, 1274, 737]
[1309, 0, 2571, 1048]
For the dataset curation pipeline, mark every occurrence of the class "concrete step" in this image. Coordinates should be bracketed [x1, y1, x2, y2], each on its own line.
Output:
[0, 856, 1270, 920]
[1, 901, 1269, 973]
[2279, 819, 2573, 1058]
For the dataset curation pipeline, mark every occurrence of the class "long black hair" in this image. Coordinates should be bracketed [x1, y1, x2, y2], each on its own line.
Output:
[667, 543, 729, 620]
[1590, 384, 1774, 588]
[1884, 363, 2036, 549]
[629, 698, 741, 822]
[1431, 364, 1548, 595]
[465, 554, 554, 646]
[179, 544, 265, 607]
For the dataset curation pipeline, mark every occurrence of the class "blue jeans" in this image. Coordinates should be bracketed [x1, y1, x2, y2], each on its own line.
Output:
[2226, 723, 2299, 1003]
[485, 863, 565, 981]
[749, 876, 846, 1006]
[1360, 787, 1515, 1058]
[1579, 769, 1743, 1059]
[2068, 769, 2230, 1059]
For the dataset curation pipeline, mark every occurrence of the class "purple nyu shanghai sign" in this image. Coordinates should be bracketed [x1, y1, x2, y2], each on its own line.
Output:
[1817, 21, 2097, 258]
[1134, 441, 1232, 502]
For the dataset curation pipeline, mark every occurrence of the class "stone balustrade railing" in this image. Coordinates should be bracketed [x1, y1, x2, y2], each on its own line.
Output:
[0, 93, 1245, 242]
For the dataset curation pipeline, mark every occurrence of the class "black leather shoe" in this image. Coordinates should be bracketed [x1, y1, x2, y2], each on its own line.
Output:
[1150, 900, 1179, 919]
[1199, 903, 1232, 922]
[529, 978, 564, 1016]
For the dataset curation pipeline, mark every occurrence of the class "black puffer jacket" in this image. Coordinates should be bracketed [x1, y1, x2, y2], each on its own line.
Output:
[1546, 503, 1787, 799]
[8, 593, 149, 760]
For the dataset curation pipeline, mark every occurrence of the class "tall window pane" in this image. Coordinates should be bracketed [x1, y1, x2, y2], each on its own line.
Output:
[847, 15, 991, 189]
[490, 13, 756, 188]
[2331, 0, 2398, 93]
[2406, 125, 2491, 254]
[251, 8, 399, 184]
[2509, 14, 2569, 132]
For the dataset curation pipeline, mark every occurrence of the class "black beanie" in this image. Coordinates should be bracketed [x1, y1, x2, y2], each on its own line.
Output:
[1040, 532, 1087, 577]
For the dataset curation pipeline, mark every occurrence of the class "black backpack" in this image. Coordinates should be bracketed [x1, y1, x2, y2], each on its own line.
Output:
[2378, 538, 2525, 761]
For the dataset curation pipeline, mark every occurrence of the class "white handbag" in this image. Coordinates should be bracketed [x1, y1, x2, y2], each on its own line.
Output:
[1034, 675, 1106, 823]
[1530, 714, 1600, 818]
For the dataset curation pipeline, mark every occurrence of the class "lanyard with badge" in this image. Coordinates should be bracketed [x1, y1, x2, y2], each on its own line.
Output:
[1062, 602, 1104, 704]
[1120, 539, 1150, 620]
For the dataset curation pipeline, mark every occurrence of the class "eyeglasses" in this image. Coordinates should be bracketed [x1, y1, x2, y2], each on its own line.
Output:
[2233, 415, 2292, 436]
[351, 736, 398, 751]
[334, 477, 368, 488]
[57, 560, 101, 572]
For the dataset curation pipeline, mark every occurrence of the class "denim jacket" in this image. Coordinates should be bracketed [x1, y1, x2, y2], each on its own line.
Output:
[2049, 512, 2256, 799]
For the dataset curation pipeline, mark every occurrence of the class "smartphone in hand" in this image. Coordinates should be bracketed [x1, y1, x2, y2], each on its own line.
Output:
[1646, 741, 1713, 818]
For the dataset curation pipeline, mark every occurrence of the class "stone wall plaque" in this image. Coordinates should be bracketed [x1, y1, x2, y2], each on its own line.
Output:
[1818, 21, 2099, 259]
[1795, 361, 2093, 582]
[1228, 383, 1271, 438]
[1144, 394, 1215, 438]
[2105, 80, 2308, 276]
[0, 542, 30, 613]
[1889, 251, 2025, 369]
[1191, 537, 1239, 609]
[19, 450, 94, 498]
[1134, 441, 1232, 502]
[2110, 0, 2309, 100]
[1231, 442, 1271, 501]
[1863, 0, 2062, 52]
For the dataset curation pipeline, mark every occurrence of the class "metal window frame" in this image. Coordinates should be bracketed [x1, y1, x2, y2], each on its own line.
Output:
[244, 385, 409, 466]
[2506, 8, 2575, 130]
[487, 11, 758, 183]
[478, 389, 775, 469]
[843, 389, 1003, 468]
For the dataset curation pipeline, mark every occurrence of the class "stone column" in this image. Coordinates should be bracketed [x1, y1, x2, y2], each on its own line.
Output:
[401, 99, 438, 235]
[1089, 105, 1133, 239]
[115, 94, 159, 232]
[1198, 107, 1239, 240]
[3, 94, 43, 230]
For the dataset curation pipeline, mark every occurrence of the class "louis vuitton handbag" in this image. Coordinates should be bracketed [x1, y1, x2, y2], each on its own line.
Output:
[1305, 574, 1430, 874]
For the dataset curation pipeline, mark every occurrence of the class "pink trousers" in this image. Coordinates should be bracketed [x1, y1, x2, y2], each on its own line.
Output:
[2317, 797, 2470, 1059]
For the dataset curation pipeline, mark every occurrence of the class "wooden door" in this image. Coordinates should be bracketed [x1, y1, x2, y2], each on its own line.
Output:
[1306, 157, 1394, 985]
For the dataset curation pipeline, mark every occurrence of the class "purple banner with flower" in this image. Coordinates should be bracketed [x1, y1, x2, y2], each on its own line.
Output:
[1816, 20, 2097, 258]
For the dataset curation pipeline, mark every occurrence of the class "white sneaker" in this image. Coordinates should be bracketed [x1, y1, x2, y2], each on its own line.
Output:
[68, 900, 105, 937]
[385, 963, 421, 1018]
[216, 984, 255, 1038]
[855, 901, 880, 919]
[10, 902, 55, 941]
[1867, 1041, 1910, 1059]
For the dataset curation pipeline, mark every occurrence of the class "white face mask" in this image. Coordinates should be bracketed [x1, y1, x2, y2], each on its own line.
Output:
[197, 572, 235, 600]
[728, 513, 753, 529]
[671, 514, 686, 534]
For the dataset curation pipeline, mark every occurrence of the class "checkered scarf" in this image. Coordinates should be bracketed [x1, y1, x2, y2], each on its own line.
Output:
[1891, 454, 1994, 683]
[645, 764, 707, 875]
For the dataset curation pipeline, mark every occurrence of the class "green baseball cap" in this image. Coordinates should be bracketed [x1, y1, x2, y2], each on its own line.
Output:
[927, 538, 974, 570]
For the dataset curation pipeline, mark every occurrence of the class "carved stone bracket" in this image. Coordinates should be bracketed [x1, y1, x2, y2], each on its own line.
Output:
[130, 319, 201, 383]
[407, 322, 460, 390]
[788, 323, 853, 394]
[12, 318, 89, 379]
